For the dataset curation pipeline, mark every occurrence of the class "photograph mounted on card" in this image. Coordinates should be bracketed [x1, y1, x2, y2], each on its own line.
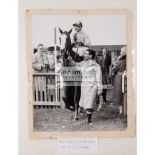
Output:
[26, 9, 135, 139]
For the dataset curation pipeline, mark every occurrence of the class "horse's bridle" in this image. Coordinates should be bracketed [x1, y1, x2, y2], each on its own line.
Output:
[59, 32, 79, 62]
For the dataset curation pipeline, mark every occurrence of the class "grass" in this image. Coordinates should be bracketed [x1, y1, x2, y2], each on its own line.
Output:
[33, 89, 127, 131]
[33, 104, 127, 132]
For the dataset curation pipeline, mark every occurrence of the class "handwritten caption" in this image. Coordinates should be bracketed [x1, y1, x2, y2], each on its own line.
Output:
[57, 138, 98, 154]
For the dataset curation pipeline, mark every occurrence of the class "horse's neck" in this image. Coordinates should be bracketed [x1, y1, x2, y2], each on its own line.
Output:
[63, 35, 83, 64]
[65, 37, 72, 51]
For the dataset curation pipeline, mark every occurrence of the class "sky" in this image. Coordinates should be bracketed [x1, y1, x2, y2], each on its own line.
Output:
[32, 15, 126, 48]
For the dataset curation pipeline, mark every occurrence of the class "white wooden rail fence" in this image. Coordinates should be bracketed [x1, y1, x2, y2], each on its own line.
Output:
[33, 73, 62, 107]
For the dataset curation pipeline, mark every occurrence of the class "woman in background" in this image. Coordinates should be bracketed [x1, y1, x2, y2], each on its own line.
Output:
[111, 50, 121, 86]
[111, 46, 126, 115]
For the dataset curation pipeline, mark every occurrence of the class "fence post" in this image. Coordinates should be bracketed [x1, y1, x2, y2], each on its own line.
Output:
[54, 27, 58, 102]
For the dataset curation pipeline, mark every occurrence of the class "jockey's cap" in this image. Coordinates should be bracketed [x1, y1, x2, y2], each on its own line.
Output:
[73, 21, 82, 28]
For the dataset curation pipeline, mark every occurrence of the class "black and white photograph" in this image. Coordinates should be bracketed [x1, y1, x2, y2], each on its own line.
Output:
[27, 10, 134, 136]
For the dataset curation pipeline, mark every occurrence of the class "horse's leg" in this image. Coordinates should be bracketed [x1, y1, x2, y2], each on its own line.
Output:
[73, 85, 78, 120]
[62, 84, 73, 111]
[97, 95, 104, 111]
[62, 84, 68, 108]
[73, 85, 81, 121]
[73, 101, 79, 121]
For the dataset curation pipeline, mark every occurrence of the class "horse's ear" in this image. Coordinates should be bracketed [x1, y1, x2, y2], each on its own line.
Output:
[68, 29, 72, 35]
[59, 28, 63, 34]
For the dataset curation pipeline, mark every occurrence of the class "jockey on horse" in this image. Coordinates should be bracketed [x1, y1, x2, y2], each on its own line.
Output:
[71, 21, 91, 57]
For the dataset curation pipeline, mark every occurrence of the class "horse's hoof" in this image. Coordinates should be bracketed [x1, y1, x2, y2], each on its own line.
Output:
[65, 106, 75, 112]
[87, 121, 93, 126]
[88, 122, 93, 126]
[73, 117, 79, 121]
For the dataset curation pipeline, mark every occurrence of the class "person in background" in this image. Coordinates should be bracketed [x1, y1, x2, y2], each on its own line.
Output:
[111, 50, 121, 86]
[106, 50, 112, 83]
[46, 46, 64, 102]
[111, 46, 126, 115]
[46, 46, 62, 72]
[33, 48, 38, 54]
[32, 43, 48, 72]
[32, 44, 49, 101]
[71, 21, 91, 57]
[45, 47, 56, 101]
[68, 49, 102, 125]
[47, 47, 55, 72]
[96, 47, 111, 110]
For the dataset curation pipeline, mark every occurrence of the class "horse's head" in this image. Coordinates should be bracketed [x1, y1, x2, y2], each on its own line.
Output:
[59, 28, 72, 51]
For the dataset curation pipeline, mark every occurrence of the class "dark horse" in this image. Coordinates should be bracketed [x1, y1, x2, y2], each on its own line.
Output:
[59, 28, 83, 120]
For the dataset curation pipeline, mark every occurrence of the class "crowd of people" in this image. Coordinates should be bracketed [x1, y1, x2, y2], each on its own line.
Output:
[32, 21, 127, 125]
